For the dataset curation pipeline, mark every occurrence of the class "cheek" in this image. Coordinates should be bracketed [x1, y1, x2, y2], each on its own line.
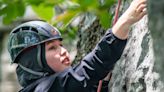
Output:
[46, 52, 60, 62]
[46, 52, 61, 71]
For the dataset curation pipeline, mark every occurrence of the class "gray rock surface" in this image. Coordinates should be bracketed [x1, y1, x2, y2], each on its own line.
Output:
[109, 15, 163, 92]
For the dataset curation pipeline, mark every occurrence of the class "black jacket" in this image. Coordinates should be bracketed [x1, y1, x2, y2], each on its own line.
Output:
[20, 29, 127, 92]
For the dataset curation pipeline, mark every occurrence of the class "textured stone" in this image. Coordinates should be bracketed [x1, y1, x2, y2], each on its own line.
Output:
[109, 10, 163, 92]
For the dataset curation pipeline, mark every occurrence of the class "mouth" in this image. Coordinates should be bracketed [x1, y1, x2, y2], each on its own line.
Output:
[62, 57, 71, 65]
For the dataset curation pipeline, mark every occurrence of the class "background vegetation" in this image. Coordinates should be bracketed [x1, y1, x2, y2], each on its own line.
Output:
[0, 0, 115, 35]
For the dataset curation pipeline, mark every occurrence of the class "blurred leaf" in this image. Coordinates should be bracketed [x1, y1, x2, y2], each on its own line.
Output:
[32, 4, 54, 21]
[47, 0, 64, 5]
[24, 0, 44, 5]
[54, 10, 80, 28]
[98, 10, 112, 29]
[44, 0, 65, 6]
[15, 1, 25, 17]
[0, 0, 25, 24]
[25, 0, 64, 6]
[72, 0, 99, 12]
[59, 25, 78, 40]
[2, 2, 17, 24]
[0, 3, 7, 16]
[59, 0, 80, 10]
[67, 26, 77, 39]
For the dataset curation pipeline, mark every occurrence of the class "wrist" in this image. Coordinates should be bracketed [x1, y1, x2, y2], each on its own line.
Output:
[112, 17, 131, 40]
[119, 13, 134, 26]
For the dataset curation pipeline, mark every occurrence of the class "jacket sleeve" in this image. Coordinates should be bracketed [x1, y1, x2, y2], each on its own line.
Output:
[73, 29, 127, 85]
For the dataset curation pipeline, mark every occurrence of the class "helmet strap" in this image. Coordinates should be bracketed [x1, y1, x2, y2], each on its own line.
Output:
[37, 44, 44, 68]
[40, 43, 54, 74]
[18, 64, 48, 76]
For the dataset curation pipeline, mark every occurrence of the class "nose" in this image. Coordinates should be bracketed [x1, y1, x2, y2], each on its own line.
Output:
[60, 47, 68, 56]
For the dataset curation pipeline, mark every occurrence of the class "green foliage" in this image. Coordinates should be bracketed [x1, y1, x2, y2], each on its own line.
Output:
[0, 0, 25, 24]
[59, 26, 78, 39]
[0, 0, 115, 27]
[31, 4, 54, 22]
[26, 0, 66, 22]
[24, 0, 44, 5]
[98, 10, 112, 28]
[54, 0, 116, 29]
[0, 0, 115, 39]
[73, 0, 99, 12]
[0, 0, 65, 24]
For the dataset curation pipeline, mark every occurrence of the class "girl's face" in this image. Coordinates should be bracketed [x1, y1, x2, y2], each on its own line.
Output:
[45, 40, 71, 72]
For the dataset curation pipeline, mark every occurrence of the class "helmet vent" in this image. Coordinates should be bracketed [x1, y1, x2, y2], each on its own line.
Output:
[13, 26, 38, 33]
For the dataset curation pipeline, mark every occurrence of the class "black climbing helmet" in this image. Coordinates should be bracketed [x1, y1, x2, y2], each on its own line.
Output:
[8, 21, 62, 63]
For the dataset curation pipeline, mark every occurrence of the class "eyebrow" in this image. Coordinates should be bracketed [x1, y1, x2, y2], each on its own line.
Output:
[46, 40, 54, 44]
[46, 40, 63, 48]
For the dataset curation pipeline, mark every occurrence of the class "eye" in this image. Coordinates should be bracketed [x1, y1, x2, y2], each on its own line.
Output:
[48, 46, 58, 51]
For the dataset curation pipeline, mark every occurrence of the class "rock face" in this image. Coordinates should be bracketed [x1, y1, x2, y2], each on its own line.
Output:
[108, 0, 164, 91]
[75, 15, 163, 92]
[73, 13, 106, 64]
[109, 16, 163, 92]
